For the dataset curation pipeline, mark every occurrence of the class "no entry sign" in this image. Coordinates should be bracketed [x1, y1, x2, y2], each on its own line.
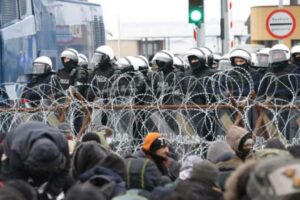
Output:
[266, 9, 296, 39]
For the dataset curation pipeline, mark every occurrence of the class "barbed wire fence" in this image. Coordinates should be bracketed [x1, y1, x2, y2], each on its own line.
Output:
[0, 69, 300, 159]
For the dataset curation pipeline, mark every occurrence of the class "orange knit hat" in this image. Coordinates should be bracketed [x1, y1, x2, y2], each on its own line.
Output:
[142, 132, 161, 151]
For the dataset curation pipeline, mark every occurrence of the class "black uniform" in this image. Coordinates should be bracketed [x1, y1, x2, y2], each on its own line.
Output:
[21, 72, 61, 105]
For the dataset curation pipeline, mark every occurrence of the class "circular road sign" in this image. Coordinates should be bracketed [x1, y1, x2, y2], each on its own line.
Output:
[266, 9, 296, 39]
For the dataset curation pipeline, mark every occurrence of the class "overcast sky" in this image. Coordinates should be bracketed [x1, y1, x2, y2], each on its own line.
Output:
[89, 0, 290, 26]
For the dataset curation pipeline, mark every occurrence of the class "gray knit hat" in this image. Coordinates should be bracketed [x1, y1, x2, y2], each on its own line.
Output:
[207, 141, 235, 164]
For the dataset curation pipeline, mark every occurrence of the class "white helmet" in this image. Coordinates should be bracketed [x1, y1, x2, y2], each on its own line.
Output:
[151, 50, 174, 69]
[269, 44, 290, 64]
[199, 47, 214, 66]
[219, 54, 232, 70]
[291, 45, 300, 64]
[78, 53, 88, 68]
[256, 48, 271, 68]
[174, 55, 188, 71]
[117, 56, 139, 71]
[258, 48, 271, 55]
[291, 45, 300, 55]
[93, 45, 114, 66]
[60, 48, 79, 63]
[32, 56, 53, 74]
[135, 55, 149, 73]
[229, 48, 252, 66]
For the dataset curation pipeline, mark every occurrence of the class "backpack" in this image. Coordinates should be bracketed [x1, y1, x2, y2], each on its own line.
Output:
[125, 158, 161, 191]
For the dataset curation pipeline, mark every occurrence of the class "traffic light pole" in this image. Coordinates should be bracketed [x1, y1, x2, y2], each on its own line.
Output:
[221, 0, 229, 54]
[196, 23, 205, 47]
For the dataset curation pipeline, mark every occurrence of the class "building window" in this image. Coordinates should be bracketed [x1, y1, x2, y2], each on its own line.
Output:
[292, 40, 300, 46]
[139, 39, 163, 58]
[0, 0, 18, 27]
[19, 0, 27, 18]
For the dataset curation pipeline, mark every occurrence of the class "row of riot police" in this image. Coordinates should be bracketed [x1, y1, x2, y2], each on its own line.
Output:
[18, 43, 300, 141]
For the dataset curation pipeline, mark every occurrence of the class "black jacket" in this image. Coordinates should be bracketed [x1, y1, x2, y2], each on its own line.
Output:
[3, 122, 70, 196]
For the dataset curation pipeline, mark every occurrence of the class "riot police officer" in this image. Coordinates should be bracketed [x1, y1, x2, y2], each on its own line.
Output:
[225, 48, 260, 98]
[86, 45, 118, 101]
[262, 44, 300, 140]
[183, 48, 217, 139]
[254, 47, 271, 76]
[115, 56, 147, 146]
[145, 50, 184, 135]
[264, 44, 300, 100]
[78, 53, 89, 69]
[58, 48, 88, 96]
[291, 44, 300, 68]
[21, 56, 60, 105]
[150, 50, 184, 104]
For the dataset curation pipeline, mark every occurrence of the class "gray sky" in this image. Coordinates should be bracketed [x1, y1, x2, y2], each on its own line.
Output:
[89, 0, 289, 26]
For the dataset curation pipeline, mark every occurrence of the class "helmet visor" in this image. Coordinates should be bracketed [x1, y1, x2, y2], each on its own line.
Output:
[31, 63, 48, 74]
[269, 50, 288, 63]
[256, 54, 269, 67]
[219, 60, 232, 70]
[93, 53, 109, 65]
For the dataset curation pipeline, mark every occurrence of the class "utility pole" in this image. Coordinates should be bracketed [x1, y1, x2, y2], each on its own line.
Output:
[196, 23, 205, 47]
[278, 0, 283, 43]
[221, 0, 229, 54]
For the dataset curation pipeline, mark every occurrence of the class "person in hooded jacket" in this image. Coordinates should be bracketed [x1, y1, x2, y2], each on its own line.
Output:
[226, 125, 253, 161]
[175, 160, 223, 200]
[20, 56, 61, 106]
[71, 141, 126, 199]
[2, 122, 70, 198]
[206, 141, 243, 190]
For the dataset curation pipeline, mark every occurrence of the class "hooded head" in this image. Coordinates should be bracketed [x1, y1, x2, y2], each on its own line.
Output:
[190, 160, 219, 186]
[72, 142, 125, 180]
[65, 182, 107, 200]
[224, 160, 257, 200]
[207, 141, 235, 164]
[226, 125, 253, 160]
[0, 180, 38, 200]
[25, 138, 66, 172]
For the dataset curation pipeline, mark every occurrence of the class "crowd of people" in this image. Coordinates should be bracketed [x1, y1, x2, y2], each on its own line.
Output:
[0, 122, 300, 199]
[0, 44, 300, 199]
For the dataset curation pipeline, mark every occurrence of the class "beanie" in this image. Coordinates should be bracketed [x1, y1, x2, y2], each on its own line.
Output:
[81, 132, 101, 144]
[142, 132, 161, 152]
[150, 138, 167, 153]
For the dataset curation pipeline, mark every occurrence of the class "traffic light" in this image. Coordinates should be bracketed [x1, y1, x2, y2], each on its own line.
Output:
[188, 0, 204, 25]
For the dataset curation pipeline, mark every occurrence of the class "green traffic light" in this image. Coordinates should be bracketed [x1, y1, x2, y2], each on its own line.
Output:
[190, 10, 202, 22]
[188, 6, 204, 24]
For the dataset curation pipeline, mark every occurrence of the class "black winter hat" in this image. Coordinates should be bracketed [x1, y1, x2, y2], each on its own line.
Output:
[25, 138, 65, 171]
[191, 160, 219, 185]
[0, 180, 37, 200]
[265, 137, 286, 150]
[72, 142, 126, 180]
[81, 132, 101, 144]
[65, 182, 107, 200]
[150, 138, 167, 153]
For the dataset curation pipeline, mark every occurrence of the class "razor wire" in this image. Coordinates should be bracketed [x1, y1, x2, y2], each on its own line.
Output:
[0, 69, 300, 158]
